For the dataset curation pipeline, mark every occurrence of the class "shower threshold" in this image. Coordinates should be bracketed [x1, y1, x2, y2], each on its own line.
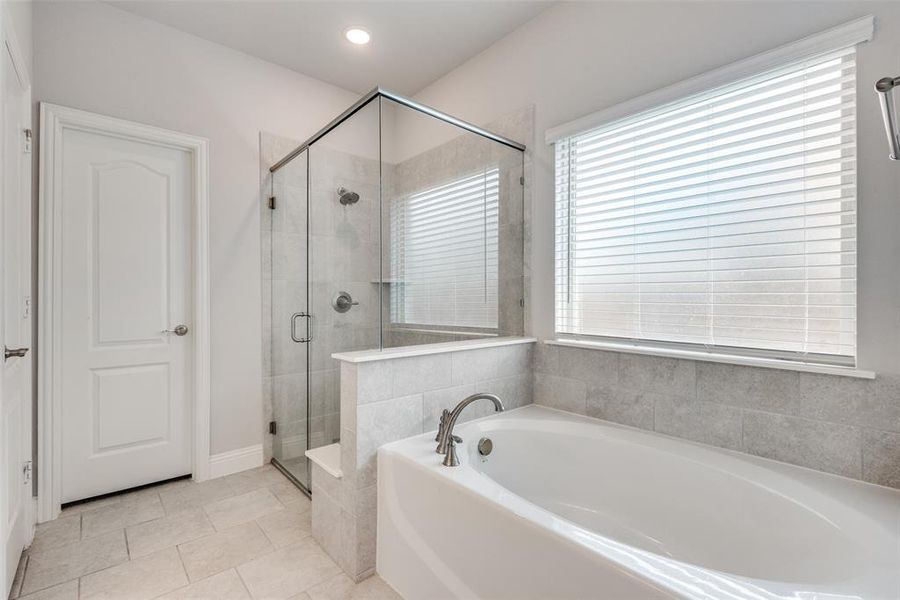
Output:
[270, 456, 312, 498]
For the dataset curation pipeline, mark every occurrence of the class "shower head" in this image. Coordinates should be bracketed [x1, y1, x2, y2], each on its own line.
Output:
[337, 187, 360, 206]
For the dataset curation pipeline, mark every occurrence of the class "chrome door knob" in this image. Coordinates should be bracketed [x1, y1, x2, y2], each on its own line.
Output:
[163, 325, 189, 336]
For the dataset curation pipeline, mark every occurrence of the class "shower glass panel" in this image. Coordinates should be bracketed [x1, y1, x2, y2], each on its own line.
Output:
[270, 149, 310, 489]
[380, 97, 525, 347]
[307, 100, 381, 452]
[266, 89, 524, 494]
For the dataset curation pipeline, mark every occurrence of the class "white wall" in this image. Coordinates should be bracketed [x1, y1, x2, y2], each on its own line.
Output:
[413, 1, 900, 376]
[33, 0, 359, 455]
[6, 0, 31, 77]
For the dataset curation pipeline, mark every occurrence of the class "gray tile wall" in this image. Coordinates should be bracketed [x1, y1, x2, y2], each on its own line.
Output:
[534, 343, 900, 488]
[313, 342, 534, 581]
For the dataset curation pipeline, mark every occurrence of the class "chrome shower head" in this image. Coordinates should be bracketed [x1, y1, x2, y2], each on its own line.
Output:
[337, 187, 360, 205]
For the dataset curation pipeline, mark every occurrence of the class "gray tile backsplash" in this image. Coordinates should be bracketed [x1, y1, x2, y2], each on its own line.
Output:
[585, 386, 656, 431]
[534, 343, 900, 488]
[534, 373, 586, 414]
[654, 396, 743, 451]
[862, 429, 900, 488]
[316, 336, 900, 584]
[742, 411, 862, 478]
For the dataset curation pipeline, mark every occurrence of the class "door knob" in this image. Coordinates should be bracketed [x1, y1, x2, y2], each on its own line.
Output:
[4, 346, 28, 361]
[163, 325, 189, 336]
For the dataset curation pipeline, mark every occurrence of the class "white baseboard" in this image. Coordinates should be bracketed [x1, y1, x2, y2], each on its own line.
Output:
[208, 444, 264, 479]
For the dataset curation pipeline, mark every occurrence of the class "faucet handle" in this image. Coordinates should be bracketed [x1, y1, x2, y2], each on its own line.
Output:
[442, 435, 462, 467]
[435, 409, 450, 443]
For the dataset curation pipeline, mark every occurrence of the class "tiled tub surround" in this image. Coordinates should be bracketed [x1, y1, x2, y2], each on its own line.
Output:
[316, 339, 535, 581]
[8, 466, 400, 600]
[534, 342, 900, 489]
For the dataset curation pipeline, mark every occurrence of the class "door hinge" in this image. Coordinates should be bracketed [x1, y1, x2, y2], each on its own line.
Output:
[267, 196, 276, 210]
[23, 128, 32, 154]
[23, 461, 32, 485]
[519, 175, 525, 186]
[268, 421, 277, 435]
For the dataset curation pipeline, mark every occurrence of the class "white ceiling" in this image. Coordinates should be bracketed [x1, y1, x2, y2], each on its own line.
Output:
[108, 1, 552, 95]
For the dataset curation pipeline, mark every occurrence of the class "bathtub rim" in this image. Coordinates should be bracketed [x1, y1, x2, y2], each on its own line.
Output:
[379, 403, 900, 598]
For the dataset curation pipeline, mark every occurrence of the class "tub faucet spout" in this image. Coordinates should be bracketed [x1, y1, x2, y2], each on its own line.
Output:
[435, 393, 505, 463]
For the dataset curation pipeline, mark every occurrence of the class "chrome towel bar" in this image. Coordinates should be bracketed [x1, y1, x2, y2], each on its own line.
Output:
[876, 76, 900, 160]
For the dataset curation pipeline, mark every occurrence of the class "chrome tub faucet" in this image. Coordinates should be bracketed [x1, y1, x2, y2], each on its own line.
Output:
[435, 393, 505, 467]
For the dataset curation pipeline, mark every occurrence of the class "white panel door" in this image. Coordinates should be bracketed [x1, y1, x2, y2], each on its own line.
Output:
[1, 17, 33, 596]
[59, 125, 193, 503]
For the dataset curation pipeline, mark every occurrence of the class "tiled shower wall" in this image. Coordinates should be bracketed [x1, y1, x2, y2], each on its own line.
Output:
[316, 341, 534, 580]
[534, 343, 900, 489]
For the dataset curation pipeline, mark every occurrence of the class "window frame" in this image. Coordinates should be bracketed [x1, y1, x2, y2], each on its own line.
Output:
[547, 17, 874, 369]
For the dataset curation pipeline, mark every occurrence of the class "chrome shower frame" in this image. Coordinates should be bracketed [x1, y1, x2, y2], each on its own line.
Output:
[269, 87, 526, 173]
[266, 87, 526, 496]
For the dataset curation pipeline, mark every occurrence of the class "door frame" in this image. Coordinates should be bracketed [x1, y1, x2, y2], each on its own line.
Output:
[1, 4, 34, 594]
[37, 103, 211, 522]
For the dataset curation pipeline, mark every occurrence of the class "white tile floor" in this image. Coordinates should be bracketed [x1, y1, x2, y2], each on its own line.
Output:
[7, 466, 402, 600]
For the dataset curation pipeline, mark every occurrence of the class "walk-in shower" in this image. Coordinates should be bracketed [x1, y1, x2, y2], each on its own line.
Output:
[262, 88, 526, 493]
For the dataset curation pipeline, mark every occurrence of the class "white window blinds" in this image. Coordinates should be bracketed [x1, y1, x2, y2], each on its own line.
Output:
[555, 46, 857, 364]
[391, 168, 499, 329]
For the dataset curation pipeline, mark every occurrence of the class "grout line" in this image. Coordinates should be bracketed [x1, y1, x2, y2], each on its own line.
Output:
[235, 567, 254, 597]
[740, 408, 745, 450]
[255, 514, 278, 548]
[169, 544, 190, 591]
[174, 544, 191, 584]
[267, 484, 287, 509]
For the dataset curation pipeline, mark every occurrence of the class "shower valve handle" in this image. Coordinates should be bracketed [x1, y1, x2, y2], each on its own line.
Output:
[333, 291, 359, 313]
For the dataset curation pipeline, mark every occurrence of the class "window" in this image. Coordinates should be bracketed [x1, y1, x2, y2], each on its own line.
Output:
[554, 45, 858, 365]
[390, 168, 499, 330]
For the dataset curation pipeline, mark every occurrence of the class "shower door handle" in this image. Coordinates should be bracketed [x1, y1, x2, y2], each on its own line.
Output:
[290, 312, 312, 343]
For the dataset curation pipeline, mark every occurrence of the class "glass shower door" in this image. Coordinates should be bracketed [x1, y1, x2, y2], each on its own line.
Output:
[270, 149, 311, 490]
[306, 99, 382, 453]
[269, 98, 381, 493]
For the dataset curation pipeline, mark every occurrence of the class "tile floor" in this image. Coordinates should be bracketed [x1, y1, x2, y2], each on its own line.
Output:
[7, 466, 402, 600]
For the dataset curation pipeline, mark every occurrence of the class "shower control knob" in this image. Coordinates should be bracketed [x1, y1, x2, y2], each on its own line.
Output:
[332, 291, 359, 313]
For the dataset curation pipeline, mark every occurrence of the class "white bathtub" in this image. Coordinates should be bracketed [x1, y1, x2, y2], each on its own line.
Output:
[377, 405, 900, 599]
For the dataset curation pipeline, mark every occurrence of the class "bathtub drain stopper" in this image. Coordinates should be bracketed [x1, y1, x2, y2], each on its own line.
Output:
[478, 437, 493, 456]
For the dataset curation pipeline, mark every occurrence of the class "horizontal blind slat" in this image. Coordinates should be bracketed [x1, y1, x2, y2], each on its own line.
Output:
[392, 168, 500, 330]
[555, 46, 857, 361]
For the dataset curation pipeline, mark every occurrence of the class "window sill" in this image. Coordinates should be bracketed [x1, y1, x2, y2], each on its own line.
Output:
[546, 339, 876, 380]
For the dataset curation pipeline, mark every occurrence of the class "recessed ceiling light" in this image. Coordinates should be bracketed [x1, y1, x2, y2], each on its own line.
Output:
[344, 27, 371, 45]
